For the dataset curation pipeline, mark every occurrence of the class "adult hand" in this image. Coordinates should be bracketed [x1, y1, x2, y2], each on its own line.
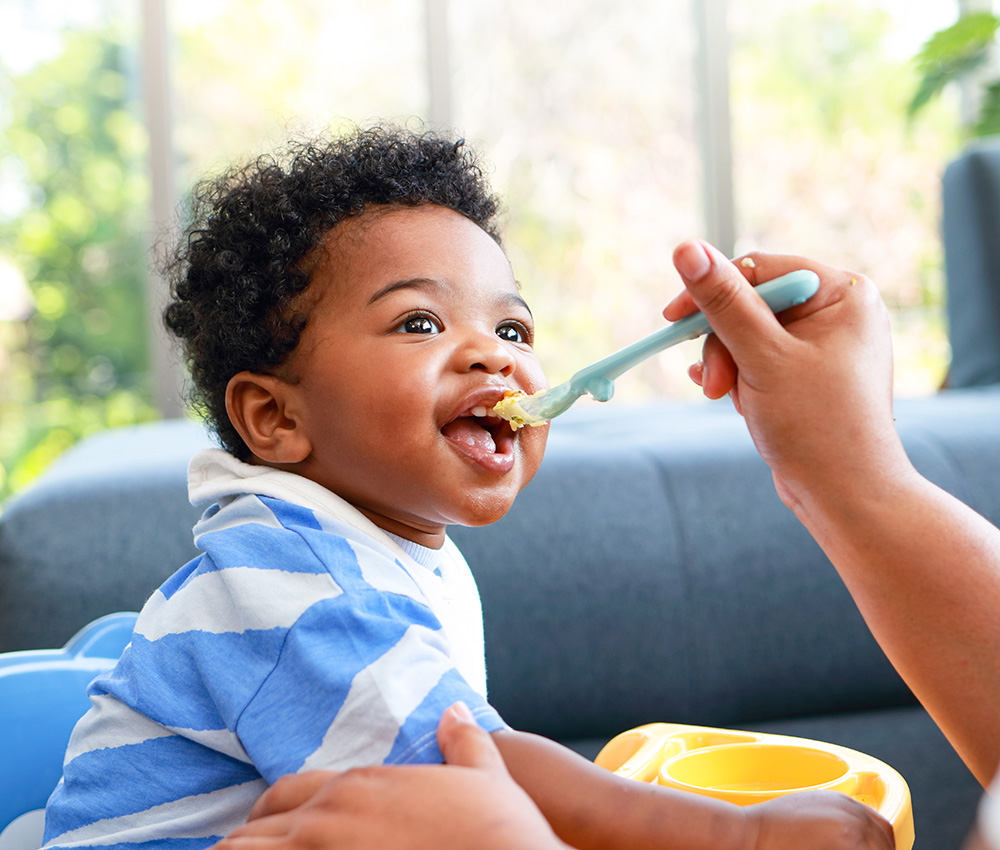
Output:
[747, 791, 894, 850]
[966, 830, 991, 850]
[664, 239, 911, 514]
[216, 702, 568, 850]
[667, 240, 1000, 786]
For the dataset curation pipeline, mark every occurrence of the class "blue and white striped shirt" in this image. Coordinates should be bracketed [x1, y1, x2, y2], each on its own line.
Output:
[43, 450, 505, 850]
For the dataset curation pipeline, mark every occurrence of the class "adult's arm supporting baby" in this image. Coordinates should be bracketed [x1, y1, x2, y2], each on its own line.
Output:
[491, 728, 893, 850]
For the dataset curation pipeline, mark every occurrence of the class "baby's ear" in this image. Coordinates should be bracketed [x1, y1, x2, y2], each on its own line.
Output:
[225, 372, 311, 464]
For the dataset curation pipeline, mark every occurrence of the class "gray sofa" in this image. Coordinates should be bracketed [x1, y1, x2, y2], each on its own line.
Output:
[2, 390, 997, 849]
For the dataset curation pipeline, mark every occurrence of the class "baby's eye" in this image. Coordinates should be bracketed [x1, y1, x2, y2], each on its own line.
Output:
[396, 314, 442, 334]
[497, 322, 531, 345]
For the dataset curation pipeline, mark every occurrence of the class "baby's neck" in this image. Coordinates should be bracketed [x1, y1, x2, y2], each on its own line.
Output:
[383, 531, 444, 567]
[245, 453, 450, 549]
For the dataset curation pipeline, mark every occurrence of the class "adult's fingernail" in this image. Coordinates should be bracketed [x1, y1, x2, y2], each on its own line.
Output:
[451, 701, 474, 721]
[676, 241, 712, 281]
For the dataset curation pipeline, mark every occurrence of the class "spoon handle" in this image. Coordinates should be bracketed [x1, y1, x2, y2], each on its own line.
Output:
[574, 269, 820, 388]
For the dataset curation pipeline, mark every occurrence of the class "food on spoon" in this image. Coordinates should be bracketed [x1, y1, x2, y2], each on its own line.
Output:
[491, 390, 549, 431]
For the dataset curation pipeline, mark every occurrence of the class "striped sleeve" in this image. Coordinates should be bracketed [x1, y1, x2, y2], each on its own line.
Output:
[42, 495, 504, 850]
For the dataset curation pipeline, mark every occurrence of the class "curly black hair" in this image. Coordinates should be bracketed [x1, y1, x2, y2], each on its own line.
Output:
[162, 125, 504, 459]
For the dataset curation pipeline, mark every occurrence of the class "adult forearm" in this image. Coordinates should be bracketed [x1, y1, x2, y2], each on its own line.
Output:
[791, 467, 1000, 786]
[492, 729, 748, 850]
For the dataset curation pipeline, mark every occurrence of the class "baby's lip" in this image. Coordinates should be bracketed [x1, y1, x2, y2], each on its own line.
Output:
[443, 386, 512, 426]
[440, 386, 521, 473]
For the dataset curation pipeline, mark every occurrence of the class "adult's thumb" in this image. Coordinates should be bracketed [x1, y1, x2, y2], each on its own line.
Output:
[437, 702, 508, 773]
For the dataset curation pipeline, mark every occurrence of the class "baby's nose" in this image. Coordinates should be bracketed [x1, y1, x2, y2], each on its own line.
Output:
[461, 331, 516, 376]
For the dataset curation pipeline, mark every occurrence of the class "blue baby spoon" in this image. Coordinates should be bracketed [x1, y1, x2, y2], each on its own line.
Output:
[493, 269, 820, 428]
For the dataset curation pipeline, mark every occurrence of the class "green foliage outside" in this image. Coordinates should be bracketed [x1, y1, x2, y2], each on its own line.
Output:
[0, 25, 159, 502]
[909, 11, 1000, 138]
[728, 1, 961, 395]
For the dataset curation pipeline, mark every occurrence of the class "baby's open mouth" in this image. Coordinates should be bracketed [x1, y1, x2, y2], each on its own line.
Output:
[440, 405, 514, 458]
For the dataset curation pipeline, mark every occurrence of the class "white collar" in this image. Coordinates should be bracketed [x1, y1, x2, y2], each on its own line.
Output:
[187, 448, 441, 564]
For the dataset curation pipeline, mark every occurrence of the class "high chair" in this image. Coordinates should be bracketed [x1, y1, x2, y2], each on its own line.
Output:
[0, 612, 138, 850]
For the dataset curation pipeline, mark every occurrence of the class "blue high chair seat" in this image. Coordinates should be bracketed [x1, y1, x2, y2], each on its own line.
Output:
[0, 612, 138, 850]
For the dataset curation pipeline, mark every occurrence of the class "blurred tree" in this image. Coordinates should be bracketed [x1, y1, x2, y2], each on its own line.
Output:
[0, 24, 158, 499]
[909, 10, 1000, 137]
[730, 0, 959, 393]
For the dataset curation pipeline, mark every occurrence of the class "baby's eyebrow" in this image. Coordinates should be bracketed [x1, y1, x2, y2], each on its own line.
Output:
[367, 278, 533, 317]
[501, 292, 533, 318]
[367, 277, 441, 304]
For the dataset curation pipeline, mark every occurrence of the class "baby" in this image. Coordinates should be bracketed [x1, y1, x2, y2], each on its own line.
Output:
[43, 125, 892, 850]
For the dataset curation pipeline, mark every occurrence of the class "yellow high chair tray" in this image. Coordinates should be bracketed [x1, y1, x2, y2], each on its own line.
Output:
[595, 723, 913, 850]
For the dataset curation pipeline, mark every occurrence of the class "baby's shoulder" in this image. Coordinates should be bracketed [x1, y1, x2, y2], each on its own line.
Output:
[194, 494, 413, 589]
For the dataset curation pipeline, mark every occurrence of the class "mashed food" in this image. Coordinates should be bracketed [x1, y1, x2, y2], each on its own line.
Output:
[491, 389, 548, 431]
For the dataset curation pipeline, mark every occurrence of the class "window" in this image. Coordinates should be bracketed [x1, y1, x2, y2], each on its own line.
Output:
[729, 0, 959, 395]
[0, 0, 964, 498]
[0, 0, 154, 496]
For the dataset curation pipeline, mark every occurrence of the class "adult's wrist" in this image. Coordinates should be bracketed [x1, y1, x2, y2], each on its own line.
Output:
[772, 434, 917, 530]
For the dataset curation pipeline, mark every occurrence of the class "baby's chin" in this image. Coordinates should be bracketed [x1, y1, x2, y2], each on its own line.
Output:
[455, 502, 515, 529]
[435, 426, 547, 529]
[450, 485, 525, 529]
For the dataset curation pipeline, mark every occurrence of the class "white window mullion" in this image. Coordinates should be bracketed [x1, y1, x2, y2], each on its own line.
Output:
[424, 0, 452, 130]
[141, 0, 184, 417]
[693, 0, 735, 258]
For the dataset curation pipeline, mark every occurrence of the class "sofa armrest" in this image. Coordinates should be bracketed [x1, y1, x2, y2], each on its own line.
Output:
[943, 139, 1000, 388]
[0, 420, 212, 652]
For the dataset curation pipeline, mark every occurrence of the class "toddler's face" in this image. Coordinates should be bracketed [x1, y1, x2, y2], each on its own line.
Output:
[280, 204, 549, 547]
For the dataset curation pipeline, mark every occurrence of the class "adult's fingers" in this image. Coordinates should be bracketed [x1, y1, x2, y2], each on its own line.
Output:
[696, 333, 739, 401]
[669, 241, 792, 365]
[668, 242, 863, 330]
[214, 833, 287, 850]
[247, 771, 338, 821]
[437, 702, 509, 775]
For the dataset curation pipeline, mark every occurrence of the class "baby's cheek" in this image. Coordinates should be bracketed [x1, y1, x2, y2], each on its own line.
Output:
[518, 352, 549, 394]
[531, 370, 550, 394]
[518, 424, 549, 483]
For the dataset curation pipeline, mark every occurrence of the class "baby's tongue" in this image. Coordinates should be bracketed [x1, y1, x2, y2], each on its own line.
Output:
[441, 418, 497, 454]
